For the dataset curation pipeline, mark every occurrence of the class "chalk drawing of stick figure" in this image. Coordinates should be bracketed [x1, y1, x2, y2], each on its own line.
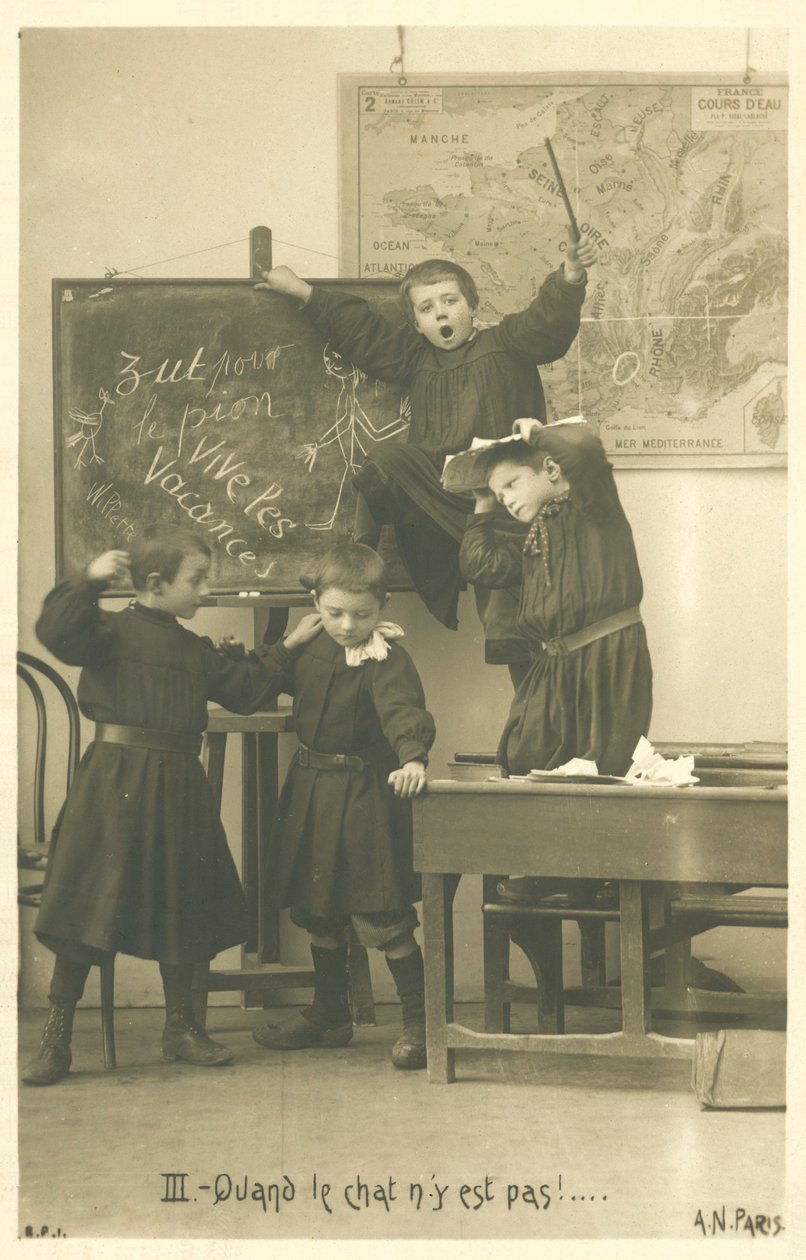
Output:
[297, 344, 410, 531]
[66, 386, 114, 469]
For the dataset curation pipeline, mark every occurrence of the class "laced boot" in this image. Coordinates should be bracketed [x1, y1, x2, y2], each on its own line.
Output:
[160, 963, 233, 1066]
[253, 944, 353, 1049]
[386, 946, 427, 1070]
[21, 1003, 74, 1086]
[22, 955, 90, 1086]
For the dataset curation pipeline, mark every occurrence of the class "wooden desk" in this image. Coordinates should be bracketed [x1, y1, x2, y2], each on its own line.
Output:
[412, 778, 787, 1083]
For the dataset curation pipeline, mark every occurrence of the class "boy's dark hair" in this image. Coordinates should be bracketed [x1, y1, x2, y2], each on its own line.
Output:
[478, 426, 621, 525]
[129, 525, 211, 588]
[301, 542, 389, 603]
[399, 258, 479, 321]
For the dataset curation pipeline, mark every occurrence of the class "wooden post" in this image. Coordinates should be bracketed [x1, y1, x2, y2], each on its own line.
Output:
[422, 873, 456, 1083]
[236, 228, 285, 968]
[250, 225, 273, 277]
[248, 228, 287, 654]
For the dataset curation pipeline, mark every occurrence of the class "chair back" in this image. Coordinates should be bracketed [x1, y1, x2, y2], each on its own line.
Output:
[17, 651, 81, 901]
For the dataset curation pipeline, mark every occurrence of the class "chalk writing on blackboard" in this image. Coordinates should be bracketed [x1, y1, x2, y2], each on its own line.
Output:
[66, 387, 114, 469]
[53, 280, 411, 591]
[298, 346, 410, 530]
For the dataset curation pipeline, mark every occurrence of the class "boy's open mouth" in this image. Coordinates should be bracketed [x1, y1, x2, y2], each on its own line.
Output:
[440, 325, 454, 340]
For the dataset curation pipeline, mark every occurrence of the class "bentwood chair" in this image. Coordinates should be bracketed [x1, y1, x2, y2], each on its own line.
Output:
[17, 651, 118, 1068]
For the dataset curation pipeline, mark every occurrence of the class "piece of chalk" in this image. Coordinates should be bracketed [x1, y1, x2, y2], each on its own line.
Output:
[248, 591, 260, 597]
[238, 591, 248, 598]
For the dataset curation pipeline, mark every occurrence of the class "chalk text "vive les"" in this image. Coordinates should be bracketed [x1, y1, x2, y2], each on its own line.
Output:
[144, 435, 295, 559]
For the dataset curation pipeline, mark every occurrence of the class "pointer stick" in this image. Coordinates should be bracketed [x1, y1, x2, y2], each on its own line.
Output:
[544, 137, 581, 242]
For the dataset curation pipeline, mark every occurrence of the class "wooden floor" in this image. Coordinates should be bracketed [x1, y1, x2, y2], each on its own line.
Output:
[17, 1001, 786, 1244]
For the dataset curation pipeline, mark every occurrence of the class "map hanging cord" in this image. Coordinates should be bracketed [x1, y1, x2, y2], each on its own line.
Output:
[743, 29, 755, 86]
[390, 25, 407, 86]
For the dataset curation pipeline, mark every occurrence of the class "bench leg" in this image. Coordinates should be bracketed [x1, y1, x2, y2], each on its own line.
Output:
[579, 919, 607, 986]
[508, 918, 565, 1034]
[483, 875, 511, 1032]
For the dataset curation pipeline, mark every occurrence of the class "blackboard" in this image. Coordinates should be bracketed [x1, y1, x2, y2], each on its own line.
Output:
[52, 279, 411, 592]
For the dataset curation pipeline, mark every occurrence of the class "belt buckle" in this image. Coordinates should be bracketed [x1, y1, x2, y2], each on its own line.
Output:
[298, 747, 310, 767]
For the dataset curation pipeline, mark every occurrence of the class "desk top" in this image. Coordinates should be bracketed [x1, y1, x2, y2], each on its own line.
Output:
[206, 706, 295, 733]
[412, 777, 787, 886]
[423, 775, 787, 802]
[453, 742, 787, 771]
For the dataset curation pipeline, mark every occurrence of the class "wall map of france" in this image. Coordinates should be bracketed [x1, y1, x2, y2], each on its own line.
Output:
[341, 80, 787, 465]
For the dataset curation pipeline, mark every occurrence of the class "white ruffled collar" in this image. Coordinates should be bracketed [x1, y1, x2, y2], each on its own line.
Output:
[344, 621, 404, 666]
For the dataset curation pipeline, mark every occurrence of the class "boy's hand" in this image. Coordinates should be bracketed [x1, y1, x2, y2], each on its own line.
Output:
[563, 228, 598, 282]
[254, 266, 312, 304]
[284, 612, 323, 650]
[217, 634, 246, 659]
[388, 760, 427, 798]
[472, 485, 497, 514]
[511, 417, 544, 445]
[86, 550, 130, 584]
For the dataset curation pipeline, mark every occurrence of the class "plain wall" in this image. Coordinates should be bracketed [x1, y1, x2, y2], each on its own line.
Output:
[18, 24, 788, 1007]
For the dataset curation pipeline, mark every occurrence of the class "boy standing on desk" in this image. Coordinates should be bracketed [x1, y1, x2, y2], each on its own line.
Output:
[256, 231, 597, 687]
[460, 420, 653, 903]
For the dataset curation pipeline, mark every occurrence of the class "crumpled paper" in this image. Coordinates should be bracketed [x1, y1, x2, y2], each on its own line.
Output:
[529, 757, 600, 778]
[523, 741, 699, 786]
[625, 736, 699, 787]
[525, 758, 612, 781]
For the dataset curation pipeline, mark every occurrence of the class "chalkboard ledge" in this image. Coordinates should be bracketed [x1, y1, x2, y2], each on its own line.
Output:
[96, 592, 315, 607]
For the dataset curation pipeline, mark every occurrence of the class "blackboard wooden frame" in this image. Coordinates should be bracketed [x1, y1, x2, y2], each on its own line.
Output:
[52, 276, 414, 595]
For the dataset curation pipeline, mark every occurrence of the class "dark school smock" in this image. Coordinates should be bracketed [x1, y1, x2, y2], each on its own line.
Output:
[34, 578, 278, 965]
[259, 632, 435, 917]
[460, 499, 653, 777]
[306, 267, 587, 659]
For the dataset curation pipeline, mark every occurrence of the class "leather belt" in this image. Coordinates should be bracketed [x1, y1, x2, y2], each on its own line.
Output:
[298, 745, 367, 772]
[95, 723, 202, 756]
[539, 605, 642, 658]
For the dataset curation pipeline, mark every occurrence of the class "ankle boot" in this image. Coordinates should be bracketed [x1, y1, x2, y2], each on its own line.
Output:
[253, 944, 353, 1050]
[352, 462, 399, 525]
[351, 491, 382, 550]
[160, 964, 233, 1066]
[21, 955, 90, 1086]
[21, 1002, 75, 1086]
[386, 947, 427, 1071]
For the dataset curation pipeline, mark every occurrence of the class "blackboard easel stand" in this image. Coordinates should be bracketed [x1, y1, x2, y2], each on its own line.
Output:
[196, 228, 376, 1025]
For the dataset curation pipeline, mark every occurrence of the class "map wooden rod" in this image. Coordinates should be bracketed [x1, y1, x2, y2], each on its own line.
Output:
[543, 138, 581, 242]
